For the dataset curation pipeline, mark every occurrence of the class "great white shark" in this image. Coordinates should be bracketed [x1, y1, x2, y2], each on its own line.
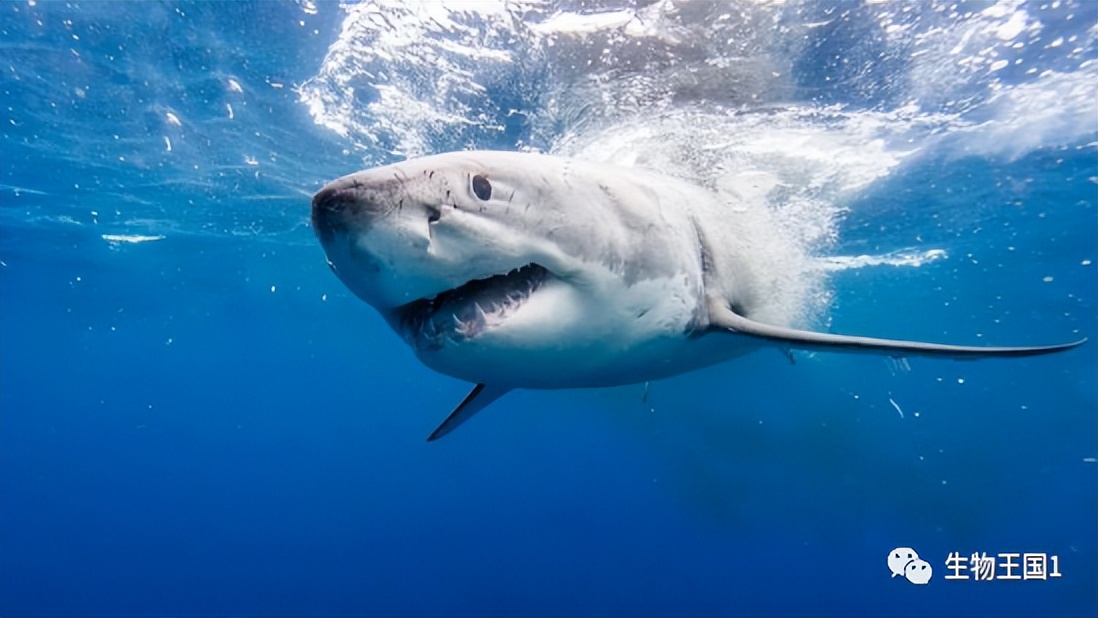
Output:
[311, 150, 1085, 440]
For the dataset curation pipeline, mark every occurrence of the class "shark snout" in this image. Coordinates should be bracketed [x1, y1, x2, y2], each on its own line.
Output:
[311, 182, 359, 242]
[310, 184, 341, 237]
[311, 173, 408, 243]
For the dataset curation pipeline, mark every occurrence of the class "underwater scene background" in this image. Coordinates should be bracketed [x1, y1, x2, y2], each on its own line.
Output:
[1, 1, 1095, 615]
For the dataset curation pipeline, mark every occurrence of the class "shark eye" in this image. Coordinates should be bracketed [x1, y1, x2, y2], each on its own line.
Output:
[471, 174, 491, 201]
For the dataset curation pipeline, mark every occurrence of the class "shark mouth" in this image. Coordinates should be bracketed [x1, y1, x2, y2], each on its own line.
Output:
[393, 263, 551, 351]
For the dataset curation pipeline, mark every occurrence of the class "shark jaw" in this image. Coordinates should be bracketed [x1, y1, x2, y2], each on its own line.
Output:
[391, 263, 553, 351]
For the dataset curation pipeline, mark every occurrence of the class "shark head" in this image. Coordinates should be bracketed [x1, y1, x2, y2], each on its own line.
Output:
[311, 151, 709, 387]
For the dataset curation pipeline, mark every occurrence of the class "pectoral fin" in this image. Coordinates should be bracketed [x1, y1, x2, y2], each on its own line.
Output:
[427, 383, 512, 442]
[707, 298, 1086, 359]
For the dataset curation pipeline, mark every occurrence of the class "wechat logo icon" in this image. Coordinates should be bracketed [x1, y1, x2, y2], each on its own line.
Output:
[889, 547, 933, 585]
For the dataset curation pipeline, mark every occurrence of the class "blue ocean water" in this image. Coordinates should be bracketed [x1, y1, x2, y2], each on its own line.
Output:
[1, 1, 1095, 616]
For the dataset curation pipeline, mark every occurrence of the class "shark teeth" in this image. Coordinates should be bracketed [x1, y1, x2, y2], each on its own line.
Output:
[394, 263, 551, 350]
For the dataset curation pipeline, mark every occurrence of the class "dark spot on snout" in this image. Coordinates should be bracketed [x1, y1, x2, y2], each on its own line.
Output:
[312, 185, 343, 213]
[312, 175, 407, 243]
[311, 185, 349, 243]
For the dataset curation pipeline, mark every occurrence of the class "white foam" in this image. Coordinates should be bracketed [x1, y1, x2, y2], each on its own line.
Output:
[944, 64, 1098, 160]
[528, 10, 636, 36]
[297, 1, 537, 156]
[101, 234, 166, 245]
[302, 1, 1095, 162]
[813, 249, 949, 273]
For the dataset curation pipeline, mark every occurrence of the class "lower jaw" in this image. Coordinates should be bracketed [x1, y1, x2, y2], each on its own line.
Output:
[391, 264, 550, 350]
